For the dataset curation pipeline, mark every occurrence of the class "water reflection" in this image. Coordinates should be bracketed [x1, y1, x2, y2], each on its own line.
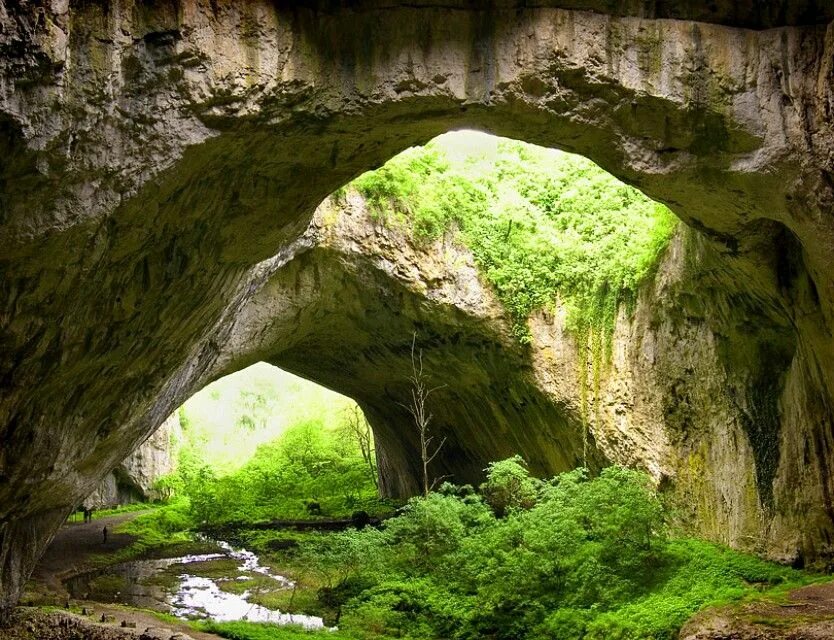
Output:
[65, 541, 326, 630]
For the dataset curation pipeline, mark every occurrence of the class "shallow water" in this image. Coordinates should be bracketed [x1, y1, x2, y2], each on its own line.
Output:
[65, 541, 326, 629]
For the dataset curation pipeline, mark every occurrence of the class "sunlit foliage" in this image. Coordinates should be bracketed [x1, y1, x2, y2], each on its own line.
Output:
[351, 131, 678, 340]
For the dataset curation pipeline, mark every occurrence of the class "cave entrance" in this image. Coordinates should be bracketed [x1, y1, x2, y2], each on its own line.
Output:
[205, 129, 680, 499]
[169, 362, 381, 523]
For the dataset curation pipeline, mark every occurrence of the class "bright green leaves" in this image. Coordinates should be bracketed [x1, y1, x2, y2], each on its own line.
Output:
[349, 132, 678, 342]
[480, 454, 541, 516]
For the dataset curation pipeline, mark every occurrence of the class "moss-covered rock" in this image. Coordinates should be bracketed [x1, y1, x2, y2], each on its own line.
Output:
[2, 0, 834, 620]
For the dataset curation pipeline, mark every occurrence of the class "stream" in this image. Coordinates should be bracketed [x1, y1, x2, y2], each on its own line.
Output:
[65, 540, 327, 630]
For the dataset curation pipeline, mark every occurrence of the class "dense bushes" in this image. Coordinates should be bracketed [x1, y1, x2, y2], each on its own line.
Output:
[206, 461, 803, 640]
[183, 419, 386, 523]
[132, 459, 810, 640]
[479, 455, 541, 516]
[350, 132, 678, 340]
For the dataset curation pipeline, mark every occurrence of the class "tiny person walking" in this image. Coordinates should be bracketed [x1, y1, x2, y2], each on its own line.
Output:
[102, 526, 108, 545]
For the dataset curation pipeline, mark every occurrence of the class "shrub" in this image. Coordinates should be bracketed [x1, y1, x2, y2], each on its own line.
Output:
[383, 492, 492, 567]
[480, 455, 540, 516]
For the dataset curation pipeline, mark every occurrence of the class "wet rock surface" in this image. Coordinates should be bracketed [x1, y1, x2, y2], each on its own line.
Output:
[2, 0, 834, 617]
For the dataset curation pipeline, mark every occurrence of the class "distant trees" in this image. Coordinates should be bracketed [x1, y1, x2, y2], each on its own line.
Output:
[341, 405, 378, 488]
[174, 416, 384, 523]
[235, 388, 270, 431]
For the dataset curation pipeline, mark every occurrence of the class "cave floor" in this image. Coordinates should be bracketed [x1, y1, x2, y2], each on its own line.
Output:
[29, 513, 140, 598]
[681, 581, 834, 639]
[14, 512, 222, 640]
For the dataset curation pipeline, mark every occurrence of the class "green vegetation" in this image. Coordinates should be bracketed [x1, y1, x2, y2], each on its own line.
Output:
[84, 136, 814, 640]
[101, 498, 198, 564]
[184, 417, 387, 523]
[152, 363, 386, 524]
[350, 131, 677, 340]
[175, 363, 356, 477]
[125, 462, 815, 640]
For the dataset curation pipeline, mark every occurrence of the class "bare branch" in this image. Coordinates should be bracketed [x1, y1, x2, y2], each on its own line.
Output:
[404, 332, 447, 497]
[426, 437, 447, 464]
[429, 474, 452, 493]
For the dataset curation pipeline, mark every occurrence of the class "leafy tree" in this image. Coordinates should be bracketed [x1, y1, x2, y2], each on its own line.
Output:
[338, 405, 378, 488]
[480, 455, 540, 516]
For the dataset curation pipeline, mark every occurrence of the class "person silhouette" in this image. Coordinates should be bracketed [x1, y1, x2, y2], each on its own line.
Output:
[102, 526, 108, 545]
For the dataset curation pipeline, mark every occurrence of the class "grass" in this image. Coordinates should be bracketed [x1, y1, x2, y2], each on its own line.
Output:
[566, 538, 821, 640]
[64, 502, 158, 525]
[67, 478, 827, 640]
[88, 500, 209, 566]
[91, 503, 162, 520]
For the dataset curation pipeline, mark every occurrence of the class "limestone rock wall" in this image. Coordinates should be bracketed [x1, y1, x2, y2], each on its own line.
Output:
[1, 0, 834, 617]
[83, 411, 180, 509]
[219, 194, 823, 566]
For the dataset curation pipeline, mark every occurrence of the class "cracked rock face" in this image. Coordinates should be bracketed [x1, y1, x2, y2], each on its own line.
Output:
[83, 411, 180, 509]
[1, 0, 834, 618]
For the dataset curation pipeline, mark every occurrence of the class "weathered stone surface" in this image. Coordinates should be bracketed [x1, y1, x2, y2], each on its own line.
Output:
[1, 0, 834, 618]
[679, 582, 834, 640]
[83, 412, 180, 508]
[215, 194, 606, 497]
[218, 193, 814, 566]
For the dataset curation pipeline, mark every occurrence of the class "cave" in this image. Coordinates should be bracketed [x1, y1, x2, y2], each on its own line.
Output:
[2, 0, 834, 622]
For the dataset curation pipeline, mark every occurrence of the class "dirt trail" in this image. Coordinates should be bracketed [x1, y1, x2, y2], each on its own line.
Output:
[16, 512, 222, 640]
[31, 513, 139, 595]
[680, 581, 834, 639]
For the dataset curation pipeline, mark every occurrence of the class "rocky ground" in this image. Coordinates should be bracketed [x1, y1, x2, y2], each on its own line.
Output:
[680, 582, 834, 639]
[9, 514, 219, 640]
[0, 607, 212, 640]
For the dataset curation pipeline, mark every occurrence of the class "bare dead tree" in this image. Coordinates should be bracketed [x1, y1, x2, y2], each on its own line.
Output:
[344, 404, 378, 488]
[399, 333, 447, 497]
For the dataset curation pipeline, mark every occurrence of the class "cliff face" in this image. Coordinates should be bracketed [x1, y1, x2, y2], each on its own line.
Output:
[83, 412, 180, 509]
[218, 195, 817, 566]
[1, 0, 834, 617]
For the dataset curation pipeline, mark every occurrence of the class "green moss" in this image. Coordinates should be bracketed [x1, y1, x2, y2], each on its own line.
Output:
[349, 132, 678, 343]
[635, 26, 665, 79]
[176, 557, 240, 580]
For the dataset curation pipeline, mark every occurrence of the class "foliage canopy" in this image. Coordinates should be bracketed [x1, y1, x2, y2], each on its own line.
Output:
[350, 131, 678, 340]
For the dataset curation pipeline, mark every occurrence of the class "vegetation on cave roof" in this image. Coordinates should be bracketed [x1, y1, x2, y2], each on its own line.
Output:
[349, 130, 678, 341]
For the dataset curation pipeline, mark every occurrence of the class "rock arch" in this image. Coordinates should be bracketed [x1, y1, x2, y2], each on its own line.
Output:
[1, 0, 834, 616]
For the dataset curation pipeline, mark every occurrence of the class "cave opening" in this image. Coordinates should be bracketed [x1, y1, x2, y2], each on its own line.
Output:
[16, 117, 820, 640]
[6, 4, 834, 636]
[83, 127, 684, 518]
[201, 128, 683, 500]
[81, 361, 381, 522]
